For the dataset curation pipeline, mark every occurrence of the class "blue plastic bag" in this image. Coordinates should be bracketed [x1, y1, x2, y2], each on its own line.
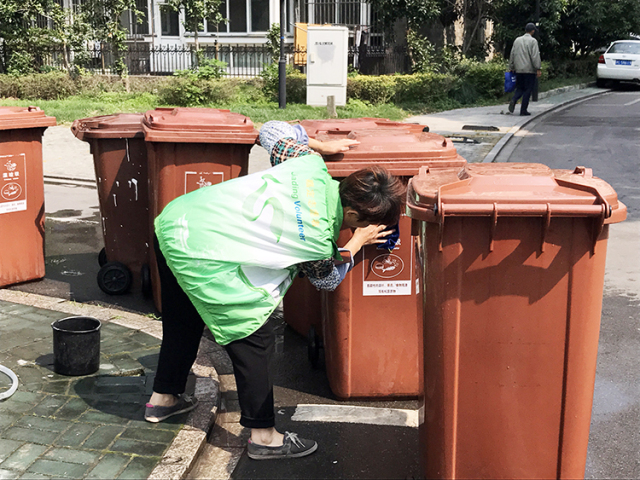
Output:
[504, 71, 516, 93]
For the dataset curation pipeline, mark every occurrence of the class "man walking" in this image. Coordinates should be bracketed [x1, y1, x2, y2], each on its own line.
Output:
[508, 23, 541, 116]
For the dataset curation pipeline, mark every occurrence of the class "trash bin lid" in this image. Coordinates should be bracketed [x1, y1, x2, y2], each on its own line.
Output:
[0, 106, 56, 131]
[299, 118, 427, 137]
[142, 108, 258, 144]
[314, 129, 466, 177]
[406, 163, 627, 225]
[71, 113, 144, 141]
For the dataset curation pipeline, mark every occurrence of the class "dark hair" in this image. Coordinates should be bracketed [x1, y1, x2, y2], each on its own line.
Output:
[339, 166, 406, 225]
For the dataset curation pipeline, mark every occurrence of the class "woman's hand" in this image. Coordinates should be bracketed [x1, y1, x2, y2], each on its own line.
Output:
[353, 224, 393, 246]
[343, 225, 394, 257]
[308, 138, 360, 156]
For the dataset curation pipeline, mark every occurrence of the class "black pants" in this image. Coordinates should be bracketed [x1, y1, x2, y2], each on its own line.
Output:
[512, 72, 536, 114]
[153, 237, 276, 429]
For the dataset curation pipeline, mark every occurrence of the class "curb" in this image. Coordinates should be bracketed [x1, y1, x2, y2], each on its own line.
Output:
[483, 86, 609, 164]
[44, 175, 97, 189]
[0, 289, 220, 480]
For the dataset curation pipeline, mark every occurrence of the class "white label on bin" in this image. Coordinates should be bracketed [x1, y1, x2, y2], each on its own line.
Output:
[0, 154, 27, 215]
[184, 171, 225, 194]
[362, 239, 413, 296]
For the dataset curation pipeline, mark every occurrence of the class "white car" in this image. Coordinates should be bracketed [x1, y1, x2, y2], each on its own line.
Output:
[597, 40, 640, 87]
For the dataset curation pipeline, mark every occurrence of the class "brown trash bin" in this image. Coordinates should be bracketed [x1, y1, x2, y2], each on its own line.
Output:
[297, 117, 428, 137]
[283, 119, 433, 342]
[71, 114, 151, 296]
[0, 107, 56, 288]
[143, 107, 258, 311]
[406, 163, 627, 479]
[287, 125, 465, 399]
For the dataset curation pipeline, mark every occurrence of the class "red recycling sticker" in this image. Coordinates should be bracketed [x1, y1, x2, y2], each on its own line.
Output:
[0, 154, 27, 215]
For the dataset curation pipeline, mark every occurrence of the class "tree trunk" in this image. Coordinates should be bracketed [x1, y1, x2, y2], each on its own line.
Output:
[462, 0, 484, 56]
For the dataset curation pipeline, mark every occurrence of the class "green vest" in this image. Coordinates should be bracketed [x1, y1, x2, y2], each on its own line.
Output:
[155, 154, 342, 345]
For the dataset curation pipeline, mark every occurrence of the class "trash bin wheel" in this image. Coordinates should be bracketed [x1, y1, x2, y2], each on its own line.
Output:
[98, 247, 107, 267]
[141, 264, 152, 298]
[97, 261, 132, 295]
[308, 326, 323, 369]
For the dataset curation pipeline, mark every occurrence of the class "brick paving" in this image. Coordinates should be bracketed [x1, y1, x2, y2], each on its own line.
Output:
[0, 298, 218, 480]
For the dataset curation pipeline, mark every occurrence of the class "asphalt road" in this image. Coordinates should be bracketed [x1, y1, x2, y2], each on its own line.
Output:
[495, 85, 640, 479]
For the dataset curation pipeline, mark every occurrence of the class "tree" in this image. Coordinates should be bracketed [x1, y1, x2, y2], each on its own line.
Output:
[556, 0, 640, 56]
[367, 0, 442, 33]
[0, 0, 57, 74]
[45, 4, 93, 75]
[459, 0, 490, 58]
[75, 0, 143, 76]
[489, 0, 567, 60]
[162, 0, 224, 53]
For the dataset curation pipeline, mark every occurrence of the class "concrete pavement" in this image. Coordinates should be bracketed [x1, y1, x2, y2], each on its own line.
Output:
[0, 289, 219, 480]
[0, 83, 608, 479]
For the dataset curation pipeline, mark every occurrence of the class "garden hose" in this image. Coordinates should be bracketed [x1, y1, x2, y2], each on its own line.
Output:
[0, 365, 18, 400]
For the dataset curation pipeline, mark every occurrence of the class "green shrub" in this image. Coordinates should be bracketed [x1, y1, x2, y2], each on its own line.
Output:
[0, 76, 20, 98]
[260, 63, 306, 103]
[234, 78, 266, 104]
[175, 57, 228, 81]
[75, 75, 126, 95]
[286, 71, 307, 104]
[548, 56, 597, 79]
[158, 77, 238, 106]
[0, 72, 77, 100]
[464, 61, 506, 98]
[450, 60, 506, 102]
[347, 75, 396, 104]
[394, 73, 459, 103]
[539, 61, 552, 83]
[128, 76, 169, 94]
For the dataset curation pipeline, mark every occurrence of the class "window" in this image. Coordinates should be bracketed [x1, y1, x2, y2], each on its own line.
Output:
[186, 0, 296, 35]
[161, 8, 180, 36]
[229, 0, 248, 32]
[609, 42, 640, 55]
[121, 0, 150, 35]
[251, 0, 269, 32]
[200, 0, 271, 33]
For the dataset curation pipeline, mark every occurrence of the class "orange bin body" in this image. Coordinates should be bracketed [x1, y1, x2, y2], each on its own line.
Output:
[286, 122, 466, 399]
[406, 163, 626, 479]
[143, 108, 258, 310]
[0, 107, 56, 288]
[71, 114, 151, 295]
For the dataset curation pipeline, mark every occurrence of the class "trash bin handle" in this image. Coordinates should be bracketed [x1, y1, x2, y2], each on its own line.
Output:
[437, 203, 607, 217]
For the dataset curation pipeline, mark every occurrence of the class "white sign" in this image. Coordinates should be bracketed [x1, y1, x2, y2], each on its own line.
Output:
[363, 246, 413, 296]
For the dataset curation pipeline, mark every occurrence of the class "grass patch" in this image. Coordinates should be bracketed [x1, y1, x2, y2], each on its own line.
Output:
[224, 99, 407, 125]
[0, 94, 408, 125]
[0, 75, 592, 124]
[0, 92, 160, 124]
[539, 76, 593, 91]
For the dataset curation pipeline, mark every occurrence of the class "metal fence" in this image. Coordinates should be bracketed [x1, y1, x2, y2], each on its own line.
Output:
[0, 42, 410, 76]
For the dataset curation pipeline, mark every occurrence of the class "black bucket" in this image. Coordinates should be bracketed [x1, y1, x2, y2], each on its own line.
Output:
[52, 316, 101, 376]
